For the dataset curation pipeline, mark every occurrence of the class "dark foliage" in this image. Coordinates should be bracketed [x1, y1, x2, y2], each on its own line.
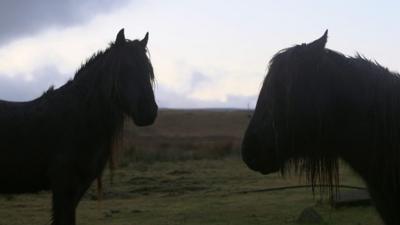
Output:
[0, 29, 157, 225]
[242, 31, 399, 225]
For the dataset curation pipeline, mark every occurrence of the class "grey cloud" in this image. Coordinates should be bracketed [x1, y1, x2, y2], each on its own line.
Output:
[0, 66, 69, 101]
[0, 0, 131, 44]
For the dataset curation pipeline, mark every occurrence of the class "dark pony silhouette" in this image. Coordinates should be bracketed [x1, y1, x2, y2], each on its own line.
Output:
[242, 31, 399, 225]
[0, 29, 157, 225]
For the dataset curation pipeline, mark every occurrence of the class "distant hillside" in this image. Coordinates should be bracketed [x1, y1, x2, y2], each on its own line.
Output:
[120, 109, 251, 162]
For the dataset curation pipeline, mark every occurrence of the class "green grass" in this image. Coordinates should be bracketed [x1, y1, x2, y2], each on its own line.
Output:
[0, 159, 383, 225]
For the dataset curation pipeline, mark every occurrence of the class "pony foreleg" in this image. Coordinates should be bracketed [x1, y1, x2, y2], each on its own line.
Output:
[51, 178, 93, 225]
[51, 187, 78, 225]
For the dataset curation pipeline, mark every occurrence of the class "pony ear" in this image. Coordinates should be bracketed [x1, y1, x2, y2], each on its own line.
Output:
[115, 28, 125, 46]
[308, 30, 328, 50]
[140, 32, 149, 48]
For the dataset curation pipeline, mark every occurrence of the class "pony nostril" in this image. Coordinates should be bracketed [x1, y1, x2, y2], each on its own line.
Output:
[243, 157, 262, 171]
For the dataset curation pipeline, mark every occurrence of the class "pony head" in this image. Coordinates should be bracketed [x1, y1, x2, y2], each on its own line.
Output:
[112, 29, 157, 126]
[242, 30, 339, 189]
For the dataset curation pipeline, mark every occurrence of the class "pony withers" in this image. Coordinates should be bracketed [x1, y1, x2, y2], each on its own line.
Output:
[242, 31, 399, 225]
[0, 29, 157, 225]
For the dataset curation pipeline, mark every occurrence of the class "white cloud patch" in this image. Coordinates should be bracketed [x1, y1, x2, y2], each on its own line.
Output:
[0, 1, 268, 108]
[155, 85, 257, 109]
[5, 1, 398, 108]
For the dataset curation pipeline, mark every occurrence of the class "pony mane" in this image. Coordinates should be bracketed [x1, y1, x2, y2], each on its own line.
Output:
[350, 53, 399, 78]
[267, 45, 400, 196]
[276, 46, 400, 196]
[350, 54, 400, 192]
[264, 46, 339, 195]
[74, 39, 155, 85]
[39, 38, 155, 106]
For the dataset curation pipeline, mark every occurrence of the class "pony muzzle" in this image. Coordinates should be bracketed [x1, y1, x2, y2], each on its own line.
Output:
[241, 131, 280, 175]
[132, 103, 158, 126]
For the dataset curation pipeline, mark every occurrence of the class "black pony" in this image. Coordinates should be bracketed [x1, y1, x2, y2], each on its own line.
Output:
[0, 29, 157, 225]
[242, 31, 399, 225]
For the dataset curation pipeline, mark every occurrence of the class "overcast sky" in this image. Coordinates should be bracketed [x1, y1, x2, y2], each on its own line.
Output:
[0, 0, 399, 108]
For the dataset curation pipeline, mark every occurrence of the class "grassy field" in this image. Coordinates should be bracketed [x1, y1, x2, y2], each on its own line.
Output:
[0, 109, 384, 225]
[119, 109, 250, 162]
[0, 159, 382, 225]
